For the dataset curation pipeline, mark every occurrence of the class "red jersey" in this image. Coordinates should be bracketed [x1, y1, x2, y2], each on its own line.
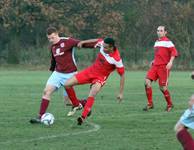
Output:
[50, 37, 80, 73]
[153, 36, 178, 66]
[85, 39, 125, 77]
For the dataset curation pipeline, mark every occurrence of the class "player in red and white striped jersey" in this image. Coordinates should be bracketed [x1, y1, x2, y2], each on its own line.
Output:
[64, 37, 125, 125]
[143, 26, 178, 112]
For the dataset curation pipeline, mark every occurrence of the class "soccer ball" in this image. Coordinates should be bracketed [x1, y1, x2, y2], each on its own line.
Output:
[41, 113, 55, 126]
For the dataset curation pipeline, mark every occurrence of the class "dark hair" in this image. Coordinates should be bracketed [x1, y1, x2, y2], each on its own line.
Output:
[163, 26, 167, 31]
[158, 25, 167, 31]
[46, 26, 58, 35]
[104, 37, 115, 47]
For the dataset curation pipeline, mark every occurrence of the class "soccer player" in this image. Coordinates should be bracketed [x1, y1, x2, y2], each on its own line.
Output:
[30, 26, 84, 124]
[64, 37, 125, 125]
[174, 94, 194, 150]
[143, 25, 178, 112]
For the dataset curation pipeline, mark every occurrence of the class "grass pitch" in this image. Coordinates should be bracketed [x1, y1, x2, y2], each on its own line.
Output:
[0, 70, 193, 150]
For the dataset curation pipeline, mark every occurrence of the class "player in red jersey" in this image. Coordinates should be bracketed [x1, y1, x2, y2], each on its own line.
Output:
[64, 37, 125, 125]
[143, 26, 178, 112]
[30, 27, 84, 124]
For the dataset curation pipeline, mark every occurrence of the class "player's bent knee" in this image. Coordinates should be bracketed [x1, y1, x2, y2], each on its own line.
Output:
[89, 83, 101, 97]
[159, 86, 167, 92]
[89, 88, 100, 97]
[43, 89, 52, 98]
[145, 79, 151, 88]
[174, 122, 184, 133]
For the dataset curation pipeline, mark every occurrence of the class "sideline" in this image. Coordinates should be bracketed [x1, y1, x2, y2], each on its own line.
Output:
[0, 122, 100, 145]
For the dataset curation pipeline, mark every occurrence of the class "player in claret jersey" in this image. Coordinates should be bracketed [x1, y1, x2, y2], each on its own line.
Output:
[175, 94, 194, 150]
[64, 37, 125, 125]
[143, 25, 178, 112]
[30, 26, 86, 124]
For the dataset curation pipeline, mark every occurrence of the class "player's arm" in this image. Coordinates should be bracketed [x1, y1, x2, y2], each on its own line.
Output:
[49, 51, 56, 72]
[166, 56, 175, 70]
[68, 38, 80, 47]
[166, 45, 178, 70]
[149, 60, 154, 67]
[116, 67, 125, 102]
[78, 39, 103, 48]
[117, 72, 125, 102]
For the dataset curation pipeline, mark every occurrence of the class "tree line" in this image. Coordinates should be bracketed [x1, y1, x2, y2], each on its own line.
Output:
[0, 0, 194, 69]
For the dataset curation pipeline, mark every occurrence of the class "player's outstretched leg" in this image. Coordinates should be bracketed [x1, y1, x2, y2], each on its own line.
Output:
[66, 87, 83, 116]
[65, 87, 80, 106]
[77, 97, 94, 125]
[79, 99, 92, 117]
[67, 99, 92, 117]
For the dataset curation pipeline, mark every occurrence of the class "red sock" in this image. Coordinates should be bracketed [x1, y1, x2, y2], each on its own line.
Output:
[82, 97, 94, 119]
[162, 90, 173, 106]
[145, 87, 153, 106]
[65, 87, 79, 106]
[177, 128, 194, 150]
[39, 98, 50, 118]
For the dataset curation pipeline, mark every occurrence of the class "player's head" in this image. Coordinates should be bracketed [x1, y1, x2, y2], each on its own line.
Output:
[46, 26, 60, 44]
[157, 26, 167, 39]
[103, 37, 116, 54]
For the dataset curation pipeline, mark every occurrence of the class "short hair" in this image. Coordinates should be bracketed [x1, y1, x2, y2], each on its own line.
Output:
[104, 37, 115, 47]
[158, 25, 167, 31]
[46, 26, 58, 35]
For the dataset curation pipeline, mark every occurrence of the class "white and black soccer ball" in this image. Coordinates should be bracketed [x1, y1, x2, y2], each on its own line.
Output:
[41, 113, 55, 126]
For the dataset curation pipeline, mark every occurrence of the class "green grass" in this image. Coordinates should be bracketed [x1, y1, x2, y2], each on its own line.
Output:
[0, 70, 193, 150]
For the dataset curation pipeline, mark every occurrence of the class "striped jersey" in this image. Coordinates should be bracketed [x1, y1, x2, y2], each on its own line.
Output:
[86, 39, 125, 77]
[153, 36, 178, 65]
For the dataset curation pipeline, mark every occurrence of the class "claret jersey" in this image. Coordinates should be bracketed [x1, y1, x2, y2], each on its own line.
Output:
[50, 37, 80, 73]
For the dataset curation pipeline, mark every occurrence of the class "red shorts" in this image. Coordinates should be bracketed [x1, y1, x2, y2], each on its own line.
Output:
[146, 65, 170, 86]
[75, 68, 108, 86]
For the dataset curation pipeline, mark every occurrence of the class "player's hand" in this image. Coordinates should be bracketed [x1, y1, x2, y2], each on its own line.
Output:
[149, 61, 153, 68]
[77, 41, 84, 48]
[166, 61, 173, 70]
[117, 93, 123, 103]
[191, 71, 194, 80]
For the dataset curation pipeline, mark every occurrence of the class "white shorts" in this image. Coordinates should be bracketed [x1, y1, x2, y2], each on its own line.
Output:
[179, 105, 194, 129]
[47, 71, 76, 89]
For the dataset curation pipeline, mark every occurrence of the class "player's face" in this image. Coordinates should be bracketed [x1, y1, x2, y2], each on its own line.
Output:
[47, 32, 60, 44]
[157, 26, 167, 38]
[103, 43, 113, 54]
